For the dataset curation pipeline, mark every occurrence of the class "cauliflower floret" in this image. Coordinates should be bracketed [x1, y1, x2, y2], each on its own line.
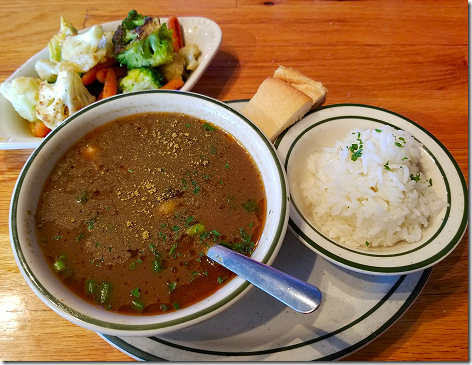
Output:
[48, 16, 78, 62]
[178, 44, 200, 71]
[0, 77, 42, 123]
[34, 59, 80, 83]
[158, 53, 185, 82]
[102, 30, 115, 59]
[61, 25, 111, 73]
[35, 69, 96, 130]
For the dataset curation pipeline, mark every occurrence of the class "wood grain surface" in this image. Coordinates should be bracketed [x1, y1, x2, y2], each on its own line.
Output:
[0, 0, 467, 361]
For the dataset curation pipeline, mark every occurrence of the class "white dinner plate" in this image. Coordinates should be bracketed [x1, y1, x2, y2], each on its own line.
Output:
[96, 100, 436, 361]
[275, 104, 468, 276]
[0, 17, 222, 150]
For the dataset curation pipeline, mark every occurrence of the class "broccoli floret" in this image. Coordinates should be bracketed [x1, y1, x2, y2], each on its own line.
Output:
[48, 16, 78, 62]
[35, 69, 96, 130]
[0, 77, 42, 123]
[119, 67, 166, 93]
[112, 10, 174, 69]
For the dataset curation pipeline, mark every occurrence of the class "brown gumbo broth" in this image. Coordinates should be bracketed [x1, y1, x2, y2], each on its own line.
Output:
[36, 112, 266, 315]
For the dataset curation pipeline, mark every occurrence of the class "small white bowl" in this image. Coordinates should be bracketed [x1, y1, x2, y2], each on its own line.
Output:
[10, 90, 289, 337]
[276, 104, 467, 276]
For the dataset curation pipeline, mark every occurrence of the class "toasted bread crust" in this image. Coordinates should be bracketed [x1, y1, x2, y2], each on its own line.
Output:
[273, 66, 327, 108]
[240, 77, 313, 142]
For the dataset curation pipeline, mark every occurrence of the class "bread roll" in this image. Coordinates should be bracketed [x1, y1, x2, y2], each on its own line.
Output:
[240, 77, 313, 142]
[273, 66, 327, 109]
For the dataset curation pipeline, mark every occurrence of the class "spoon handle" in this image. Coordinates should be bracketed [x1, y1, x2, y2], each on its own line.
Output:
[207, 244, 322, 314]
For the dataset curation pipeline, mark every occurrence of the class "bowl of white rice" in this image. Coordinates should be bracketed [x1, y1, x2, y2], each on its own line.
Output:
[275, 104, 467, 275]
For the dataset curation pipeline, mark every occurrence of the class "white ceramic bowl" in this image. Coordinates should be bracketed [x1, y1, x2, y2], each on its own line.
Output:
[10, 90, 289, 337]
[276, 104, 467, 276]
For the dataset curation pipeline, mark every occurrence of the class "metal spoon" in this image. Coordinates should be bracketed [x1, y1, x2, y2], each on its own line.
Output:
[207, 244, 322, 314]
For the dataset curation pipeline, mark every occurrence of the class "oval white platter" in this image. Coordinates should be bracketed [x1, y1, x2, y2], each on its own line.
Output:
[275, 103, 467, 276]
[0, 17, 222, 150]
[97, 100, 436, 361]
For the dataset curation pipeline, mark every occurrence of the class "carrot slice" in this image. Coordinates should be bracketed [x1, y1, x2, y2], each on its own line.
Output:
[160, 78, 184, 90]
[168, 16, 183, 52]
[30, 121, 51, 137]
[101, 68, 117, 99]
[81, 57, 117, 85]
[96, 68, 108, 83]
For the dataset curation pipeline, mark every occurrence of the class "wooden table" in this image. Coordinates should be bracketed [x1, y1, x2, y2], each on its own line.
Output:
[0, 0, 467, 361]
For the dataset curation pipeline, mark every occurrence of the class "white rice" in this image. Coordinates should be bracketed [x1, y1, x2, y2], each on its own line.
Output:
[300, 126, 449, 248]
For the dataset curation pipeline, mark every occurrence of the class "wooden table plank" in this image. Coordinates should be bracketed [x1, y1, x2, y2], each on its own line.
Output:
[0, 0, 467, 361]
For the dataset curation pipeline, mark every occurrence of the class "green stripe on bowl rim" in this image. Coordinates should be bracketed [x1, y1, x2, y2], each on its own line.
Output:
[276, 103, 467, 274]
[9, 91, 288, 333]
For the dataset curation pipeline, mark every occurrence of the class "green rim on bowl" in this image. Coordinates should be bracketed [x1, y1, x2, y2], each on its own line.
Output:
[10, 90, 288, 333]
[275, 103, 467, 275]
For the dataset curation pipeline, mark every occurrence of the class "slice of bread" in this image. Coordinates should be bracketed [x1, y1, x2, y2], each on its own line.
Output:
[273, 66, 327, 109]
[240, 77, 313, 142]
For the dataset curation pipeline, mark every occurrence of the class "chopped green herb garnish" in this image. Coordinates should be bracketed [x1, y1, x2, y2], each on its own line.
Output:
[348, 143, 359, 153]
[351, 149, 363, 161]
[173, 302, 180, 309]
[53, 258, 66, 272]
[410, 173, 421, 182]
[85, 279, 97, 295]
[77, 191, 89, 204]
[169, 243, 177, 255]
[395, 142, 404, 148]
[131, 287, 140, 298]
[365, 241, 370, 247]
[217, 276, 226, 284]
[224, 163, 229, 169]
[428, 178, 433, 186]
[97, 282, 112, 304]
[203, 123, 215, 131]
[76, 233, 84, 242]
[160, 303, 169, 311]
[152, 259, 164, 273]
[132, 298, 145, 312]
[384, 162, 391, 171]
[242, 199, 260, 213]
[402, 157, 408, 160]
[375, 129, 382, 133]
[87, 218, 95, 231]
[128, 169, 134, 173]
[52, 235, 62, 240]
[168, 282, 177, 292]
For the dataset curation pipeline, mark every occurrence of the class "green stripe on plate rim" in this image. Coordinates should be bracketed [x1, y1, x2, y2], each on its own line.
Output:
[100, 268, 432, 360]
[276, 103, 467, 274]
[10, 91, 288, 331]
